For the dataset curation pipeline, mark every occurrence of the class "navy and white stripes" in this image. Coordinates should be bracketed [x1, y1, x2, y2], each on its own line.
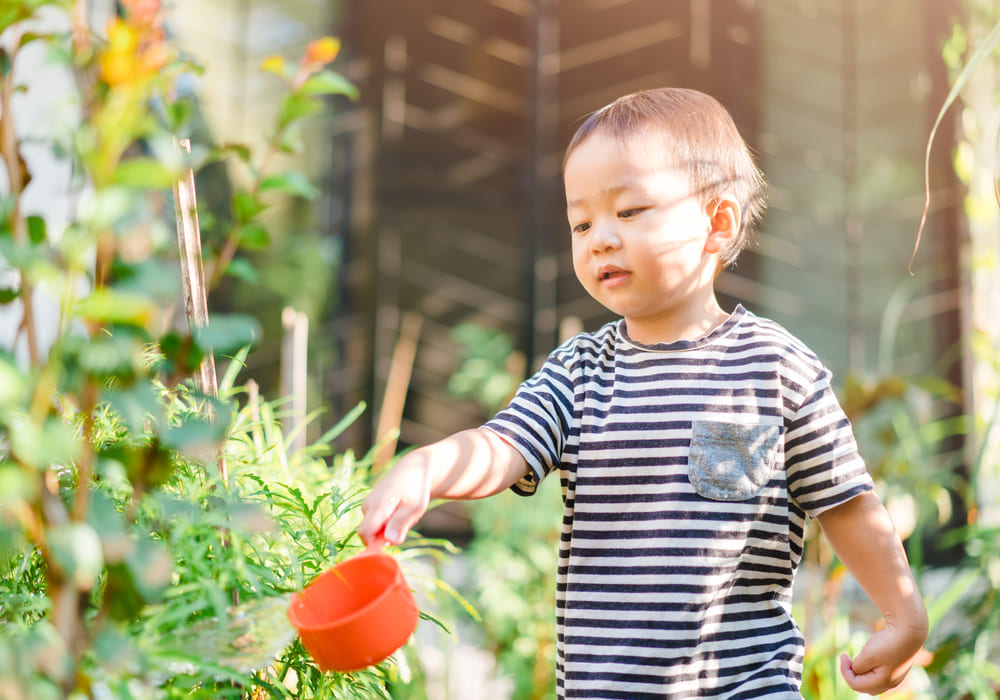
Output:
[484, 306, 873, 699]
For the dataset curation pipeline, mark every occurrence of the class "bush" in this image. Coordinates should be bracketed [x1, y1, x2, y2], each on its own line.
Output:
[0, 2, 432, 697]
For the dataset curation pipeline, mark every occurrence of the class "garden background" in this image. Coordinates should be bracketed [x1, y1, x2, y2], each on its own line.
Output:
[1, 0, 999, 698]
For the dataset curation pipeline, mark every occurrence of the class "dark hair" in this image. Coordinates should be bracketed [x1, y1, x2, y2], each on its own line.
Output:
[564, 88, 766, 267]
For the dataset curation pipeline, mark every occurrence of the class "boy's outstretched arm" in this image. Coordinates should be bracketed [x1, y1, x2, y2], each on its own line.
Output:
[358, 428, 529, 546]
[815, 490, 929, 696]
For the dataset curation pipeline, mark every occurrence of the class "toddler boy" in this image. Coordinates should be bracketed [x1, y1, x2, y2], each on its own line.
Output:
[359, 87, 928, 699]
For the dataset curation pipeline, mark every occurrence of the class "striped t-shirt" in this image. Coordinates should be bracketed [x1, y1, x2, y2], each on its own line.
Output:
[483, 306, 873, 699]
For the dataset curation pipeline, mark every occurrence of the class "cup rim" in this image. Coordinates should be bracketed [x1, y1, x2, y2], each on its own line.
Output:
[288, 550, 407, 632]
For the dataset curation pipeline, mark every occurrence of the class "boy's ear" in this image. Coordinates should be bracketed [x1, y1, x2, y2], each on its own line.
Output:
[704, 195, 741, 255]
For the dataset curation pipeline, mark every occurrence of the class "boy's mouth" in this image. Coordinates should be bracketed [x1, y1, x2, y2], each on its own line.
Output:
[598, 266, 629, 284]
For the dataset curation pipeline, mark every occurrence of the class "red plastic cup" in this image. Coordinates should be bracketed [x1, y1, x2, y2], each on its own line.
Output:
[287, 546, 419, 672]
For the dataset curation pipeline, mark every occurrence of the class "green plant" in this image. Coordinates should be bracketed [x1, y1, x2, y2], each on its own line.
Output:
[917, 403, 1000, 699]
[445, 324, 559, 699]
[905, 4, 1000, 695]
[460, 483, 561, 700]
[0, 1, 432, 697]
[806, 270, 1000, 698]
[448, 324, 523, 416]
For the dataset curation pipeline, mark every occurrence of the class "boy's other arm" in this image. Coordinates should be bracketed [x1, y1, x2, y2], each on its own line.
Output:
[815, 490, 929, 696]
[358, 428, 529, 546]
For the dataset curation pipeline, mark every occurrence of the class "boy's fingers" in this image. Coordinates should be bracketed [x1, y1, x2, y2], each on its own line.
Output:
[839, 654, 866, 689]
[839, 654, 853, 680]
[383, 511, 412, 545]
[387, 494, 433, 543]
[358, 496, 399, 544]
[840, 653, 890, 695]
[359, 496, 425, 546]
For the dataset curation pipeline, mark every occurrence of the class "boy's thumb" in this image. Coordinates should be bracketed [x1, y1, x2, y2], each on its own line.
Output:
[848, 645, 877, 676]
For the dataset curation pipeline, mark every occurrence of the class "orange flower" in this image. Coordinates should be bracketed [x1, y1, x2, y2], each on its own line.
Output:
[303, 37, 340, 66]
[97, 6, 170, 88]
[98, 19, 139, 86]
[121, 0, 161, 28]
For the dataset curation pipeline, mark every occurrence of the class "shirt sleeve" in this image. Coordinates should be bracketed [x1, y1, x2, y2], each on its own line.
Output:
[785, 367, 874, 518]
[482, 351, 575, 496]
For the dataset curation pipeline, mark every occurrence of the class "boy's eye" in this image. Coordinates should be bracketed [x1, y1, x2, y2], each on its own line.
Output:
[572, 222, 591, 234]
[618, 207, 644, 219]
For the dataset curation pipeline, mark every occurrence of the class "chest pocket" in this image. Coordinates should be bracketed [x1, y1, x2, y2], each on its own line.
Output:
[688, 421, 781, 501]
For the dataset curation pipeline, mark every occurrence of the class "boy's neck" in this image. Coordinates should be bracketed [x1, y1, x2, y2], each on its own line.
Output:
[623, 302, 731, 346]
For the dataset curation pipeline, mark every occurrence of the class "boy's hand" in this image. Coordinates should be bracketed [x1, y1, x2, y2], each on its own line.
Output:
[839, 622, 927, 695]
[816, 492, 928, 695]
[358, 456, 433, 546]
[357, 428, 529, 547]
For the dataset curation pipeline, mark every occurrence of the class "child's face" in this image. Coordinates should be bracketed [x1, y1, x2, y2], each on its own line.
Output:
[564, 131, 724, 340]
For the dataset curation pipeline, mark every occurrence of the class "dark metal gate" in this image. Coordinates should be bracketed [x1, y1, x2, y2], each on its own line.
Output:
[324, 0, 761, 454]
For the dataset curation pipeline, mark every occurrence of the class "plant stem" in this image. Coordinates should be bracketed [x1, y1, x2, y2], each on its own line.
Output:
[72, 381, 99, 522]
[0, 37, 41, 368]
[206, 113, 288, 289]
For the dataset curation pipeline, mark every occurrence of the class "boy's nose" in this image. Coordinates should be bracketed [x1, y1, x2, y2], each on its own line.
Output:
[590, 224, 622, 253]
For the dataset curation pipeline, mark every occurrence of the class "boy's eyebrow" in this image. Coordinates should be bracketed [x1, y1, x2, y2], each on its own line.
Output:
[566, 185, 631, 210]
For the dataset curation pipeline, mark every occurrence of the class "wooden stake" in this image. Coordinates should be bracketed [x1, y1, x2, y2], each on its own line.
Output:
[374, 310, 423, 471]
[280, 307, 309, 453]
[173, 137, 227, 483]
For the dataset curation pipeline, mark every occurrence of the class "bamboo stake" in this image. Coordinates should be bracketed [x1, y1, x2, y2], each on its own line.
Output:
[173, 137, 227, 484]
[246, 378, 264, 454]
[374, 310, 423, 471]
[173, 138, 238, 615]
[280, 307, 309, 453]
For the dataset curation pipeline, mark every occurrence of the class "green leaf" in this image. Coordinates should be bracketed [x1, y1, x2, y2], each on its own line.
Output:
[912, 18, 1000, 272]
[103, 527, 172, 621]
[92, 626, 144, 676]
[0, 236, 44, 269]
[315, 401, 366, 446]
[0, 195, 15, 234]
[154, 331, 205, 376]
[26, 216, 45, 244]
[79, 186, 133, 232]
[277, 122, 304, 154]
[225, 258, 259, 284]
[232, 191, 266, 223]
[278, 93, 322, 130]
[126, 535, 171, 600]
[0, 464, 38, 505]
[161, 412, 229, 458]
[164, 97, 195, 131]
[86, 489, 130, 559]
[76, 289, 158, 327]
[0, 351, 26, 410]
[78, 332, 143, 379]
[218, 142, 252, 163]
[2, 2, 62, 35]
[17, 32, 45, 49]
[99, 439, 174, 491]
[0, 287, 21, 304]
[299, 70, 359, 99]
[926, 568, 980, 631]
[193, 314, 261, 354]
[9, 415, 81, 471]
[218, 345, 250, 394]
[103, 381, 164, 433]
[237, 222, 270, 249]
[49, 522, 104, 591]
[111, 259, 181, 305]
[258, 171, 319, 200]
[113, 157, 177, 189]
